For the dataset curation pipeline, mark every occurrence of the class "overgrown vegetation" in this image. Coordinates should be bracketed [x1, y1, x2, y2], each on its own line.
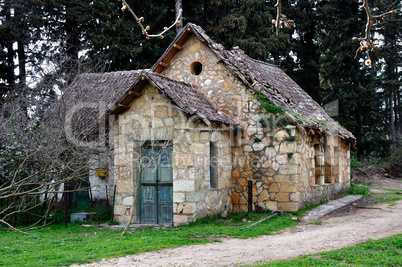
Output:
[254, 92, 285, 115]
[347, 181, 371, 197]
[258, 234, 402, 266]
[284, 136, 296, 142]
[0, 211, 295, 266]
[386, 144, 402, 178]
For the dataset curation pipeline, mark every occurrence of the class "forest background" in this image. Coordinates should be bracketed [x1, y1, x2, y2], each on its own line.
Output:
[0, 0, 401, 164]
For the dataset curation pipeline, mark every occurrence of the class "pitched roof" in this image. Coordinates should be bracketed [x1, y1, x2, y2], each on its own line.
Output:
[65, 70, 141, 107]
[151, 23, 355, 141]
[64, 70, 141, 137]
[108, 71, 238, 126]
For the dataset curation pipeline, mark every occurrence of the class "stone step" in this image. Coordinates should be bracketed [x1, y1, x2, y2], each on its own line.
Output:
[300, 195, 362, 222]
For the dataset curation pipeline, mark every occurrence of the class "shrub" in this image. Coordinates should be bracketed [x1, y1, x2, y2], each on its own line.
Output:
[347, 181, 370, 197]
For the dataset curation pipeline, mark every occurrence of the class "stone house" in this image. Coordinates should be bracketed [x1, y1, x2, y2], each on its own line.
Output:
[67, 23, 355, 225]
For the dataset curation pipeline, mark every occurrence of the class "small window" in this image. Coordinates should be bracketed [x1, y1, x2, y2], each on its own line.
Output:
[334, 146, 340, 183]
[190, 61, 203, 75]
[314, 144, 323, 185]
[324, 145, 332, 184]
[210, 142, 217, 188]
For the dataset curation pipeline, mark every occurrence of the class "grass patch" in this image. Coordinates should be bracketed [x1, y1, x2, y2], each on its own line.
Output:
[373, 191, 402, 204]
[376, 197, 402, 204]
[373, 192, 402, 196]
[256, 234, 402, 266]
[347, 181, 370, 197]
[0, 211, 295, 266]
[307, 221, 322, 226]
[181, 211, 295, 238]
[374, 188, 401, 192]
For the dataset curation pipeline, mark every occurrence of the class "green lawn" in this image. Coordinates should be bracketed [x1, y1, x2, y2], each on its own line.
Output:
[257, 234, 402, 266]
[0, 211, 295, 266]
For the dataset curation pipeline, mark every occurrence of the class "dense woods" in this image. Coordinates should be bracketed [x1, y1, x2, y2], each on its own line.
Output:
[0, 0, 400, 162]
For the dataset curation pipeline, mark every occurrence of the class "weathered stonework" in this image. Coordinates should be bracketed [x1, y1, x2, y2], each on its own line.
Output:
[159, 34, 351, 214]
[113, 84, 232, 225]
[70, 24, 353, 226]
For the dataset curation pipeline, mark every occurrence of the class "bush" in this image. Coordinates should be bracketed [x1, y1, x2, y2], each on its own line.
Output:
[347, 181, 370, 197]
[386, 144, 402, 178]
[92, 206, 113, 222]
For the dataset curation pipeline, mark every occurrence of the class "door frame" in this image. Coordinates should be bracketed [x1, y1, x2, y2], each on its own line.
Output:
[137, 141, 173, 225]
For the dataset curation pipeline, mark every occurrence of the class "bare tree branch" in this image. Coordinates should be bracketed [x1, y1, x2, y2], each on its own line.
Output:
[353, 0, 398, 66]
[0, 219, 35, 235]
[0, 58, 109, 231]
[120, 0, 182, 39]
[273, 0, 294, 36]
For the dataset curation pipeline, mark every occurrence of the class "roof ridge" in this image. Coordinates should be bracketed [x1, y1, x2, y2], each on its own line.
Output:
[81, 70, 142, 75]
[107, 71, 238, 125]
[146, 71, 233, 119]
[145, 71, 236, 119]
[131, 23, 353, 140]
[144, 71, 194, 87]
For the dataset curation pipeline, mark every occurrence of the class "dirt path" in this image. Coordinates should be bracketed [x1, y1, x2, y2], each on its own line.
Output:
[78, 197, 402, 267]
[75, 177, 402, 267]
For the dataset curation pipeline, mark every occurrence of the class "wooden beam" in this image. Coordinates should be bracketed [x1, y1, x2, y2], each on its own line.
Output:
[128, 91, 141, 96]
[159, 61, 169, 68]
[118, 104, 129, 110]
[173, 43, 183, 50]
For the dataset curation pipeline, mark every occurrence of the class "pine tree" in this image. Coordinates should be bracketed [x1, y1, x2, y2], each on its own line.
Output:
[204, 0, 290, 62]
[0, 0, 46, 105]
[283, 0, 320, 102]
[372, 0, 402, 151]
[316, 0, 375, 161]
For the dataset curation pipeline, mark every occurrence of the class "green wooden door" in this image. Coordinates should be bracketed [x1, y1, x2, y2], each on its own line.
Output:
[140, 146, 173, 225]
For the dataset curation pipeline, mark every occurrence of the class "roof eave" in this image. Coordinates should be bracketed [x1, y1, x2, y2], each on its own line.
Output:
[106, 72, 239, 127]
[151, 23, 195, 73]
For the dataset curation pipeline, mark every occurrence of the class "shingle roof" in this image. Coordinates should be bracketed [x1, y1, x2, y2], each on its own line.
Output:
[151, 23, 355, 141]
[64, 70, 141, 137]
[65, 69, 237, 138]
[65, 70, 141, 108]
[108, 71, 238, 126]
[67, 23, 354, 142]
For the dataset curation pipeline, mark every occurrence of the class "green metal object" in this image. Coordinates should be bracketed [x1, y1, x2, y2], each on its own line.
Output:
[111, 185, 116, 220]
[139, 147, 173, 225]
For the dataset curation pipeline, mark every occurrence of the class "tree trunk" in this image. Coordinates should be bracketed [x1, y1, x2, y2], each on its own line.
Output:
[64, 3, 80, 82]
[5, 0, 15, 86]
[398, 90, 402, 143]
[357, 109, 365, 163]
[14, 1, 27, 88]
[175, 0, 183, 34]
[6, 41, 14, 86]
[389, 92, 396, 150]
[394, 92, 398, 141]
[17, 40, 26, 87]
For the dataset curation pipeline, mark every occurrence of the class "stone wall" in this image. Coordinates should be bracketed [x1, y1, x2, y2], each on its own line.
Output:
[159, 33, 351, 213]
[113, 83, 232, 225]
[161, 34, 253, 127]
[298, 133, 351, 207]
[231, 122, 302, 212]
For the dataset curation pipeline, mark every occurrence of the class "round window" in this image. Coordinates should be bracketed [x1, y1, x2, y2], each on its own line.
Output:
[190, 61, 203, 75]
